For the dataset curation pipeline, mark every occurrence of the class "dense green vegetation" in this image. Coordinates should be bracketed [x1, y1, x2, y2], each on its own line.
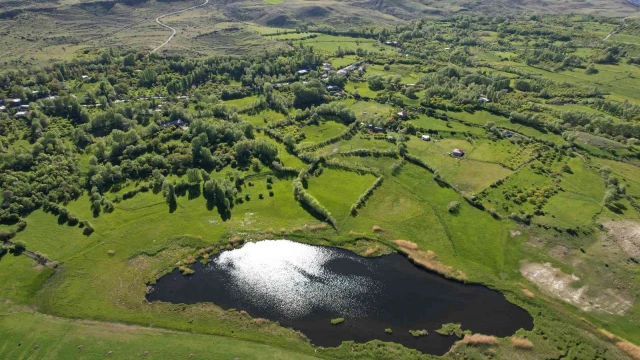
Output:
[1, 11, 640, 360]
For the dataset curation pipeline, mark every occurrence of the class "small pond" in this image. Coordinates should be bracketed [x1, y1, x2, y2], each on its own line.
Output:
[147, 240, 533, 355]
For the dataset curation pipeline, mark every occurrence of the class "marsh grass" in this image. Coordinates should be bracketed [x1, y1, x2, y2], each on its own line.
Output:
[511, 337, 534, 349]
[616, 341, 640, 359]
[459, 334, 498, 346]
[330, 317, 344, 325]
[599, 329, 616, 341]
[392, 240, 418, 250]
[521, 289, 535, 298]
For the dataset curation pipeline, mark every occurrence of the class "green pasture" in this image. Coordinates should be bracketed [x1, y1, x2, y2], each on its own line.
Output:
[406, 138, 513, 194]
[0, 312, 320, 360]
[306, 168, 377, 222]
[299, 121, 348, 147]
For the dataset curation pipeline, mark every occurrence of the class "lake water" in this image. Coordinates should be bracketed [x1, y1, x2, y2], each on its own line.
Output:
[147, 240, 533, 355]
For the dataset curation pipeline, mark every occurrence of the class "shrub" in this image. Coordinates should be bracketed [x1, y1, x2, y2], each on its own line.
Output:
[409, 329, 428, 337]
[448, 201, 461, 214]
[258, 193, 264, 199]
[12, 240, 27, 251]
[372, 225, 384, 232]
[488, 208, 501, 219]
[511, 337, 533, 349]
[330, 317, 344, 325]
[107, 250, 115, 256]
[459, 334, 498, 346]
[269, 191, 274, 197]
[436, 323, 463, 337]
[179, 266, 195, 276]
[385, 328, 393, 334]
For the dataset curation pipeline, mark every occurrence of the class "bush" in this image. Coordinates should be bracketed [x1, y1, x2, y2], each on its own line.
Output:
[448, 201, 461, 214]
[409, 329, 428, 337]
[269, 191, 274, 197]
[436, 323, 463, 337]
[385, 328, 393, 334]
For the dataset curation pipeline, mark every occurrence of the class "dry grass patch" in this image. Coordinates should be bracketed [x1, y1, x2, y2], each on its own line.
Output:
[617, 341, 640, 359]
[599, 329, 616, 342]
[511, 337, 534, 349]
[398, 247, 466, 281]
[459, 334, 498, 346]
[308, 223, 328, 232]
[521, 288, 535, 298]
[392, 240, 419, 250]
[253, 318, 270, 325]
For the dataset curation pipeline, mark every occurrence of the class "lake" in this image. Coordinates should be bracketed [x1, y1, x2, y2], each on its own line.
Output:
[147, 240, 533, 355]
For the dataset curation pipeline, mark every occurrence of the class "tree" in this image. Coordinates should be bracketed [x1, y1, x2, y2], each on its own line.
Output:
[291, 80, 326, 109]
[367, 75, 385, 91]
[138, 68, 157, 88]
[123, 53, 136, 67]
[163, 182, 177, 212]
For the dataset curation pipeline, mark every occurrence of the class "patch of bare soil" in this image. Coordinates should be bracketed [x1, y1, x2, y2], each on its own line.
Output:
[549, 245, 571, 260]
[603, 220, 640, 261]
[510, 230, 521, 237]
[520, 262, 633, 315]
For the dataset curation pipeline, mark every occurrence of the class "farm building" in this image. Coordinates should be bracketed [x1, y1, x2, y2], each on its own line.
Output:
[327, 85, 341, 92]
[452, 148, 465, 157]
[16, 111, 28, 117]
[397, 111, 408, 119]
[297, 70, 308, 75]
[479, 96, 490, 102]
[421, 135, 431, 141]
[0, 105, 5, 111]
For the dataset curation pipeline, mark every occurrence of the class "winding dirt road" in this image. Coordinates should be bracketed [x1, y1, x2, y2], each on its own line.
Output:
[151, 0, 209, 53]
[603, 17, 630, 41]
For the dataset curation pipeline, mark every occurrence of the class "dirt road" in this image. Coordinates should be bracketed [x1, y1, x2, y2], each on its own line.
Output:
[603, 17, 630, 41]
[151, 0, 209, 53]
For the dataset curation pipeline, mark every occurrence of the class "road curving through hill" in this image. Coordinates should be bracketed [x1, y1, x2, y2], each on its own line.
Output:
[151, 0, 209, 53]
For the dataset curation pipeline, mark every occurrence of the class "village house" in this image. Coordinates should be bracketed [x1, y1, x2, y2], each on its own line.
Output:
[452, 148, 465, 157]
[421, 134, 431, 141]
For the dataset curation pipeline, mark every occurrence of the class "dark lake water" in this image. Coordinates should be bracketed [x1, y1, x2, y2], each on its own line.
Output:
[147, 240, 533, 355]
